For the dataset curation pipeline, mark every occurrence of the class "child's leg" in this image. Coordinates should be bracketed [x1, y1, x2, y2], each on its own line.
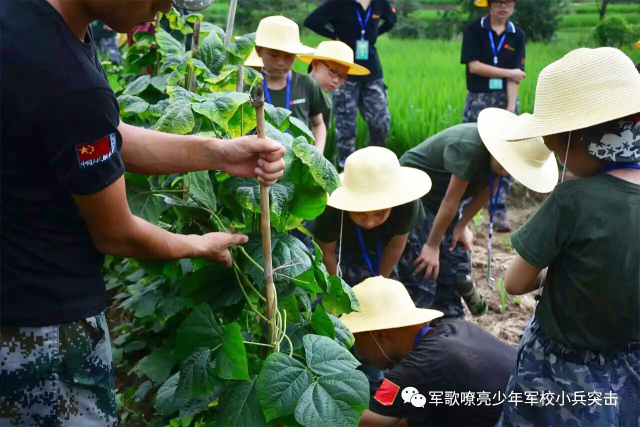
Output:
[333, 81, 360, 170]
[358, 79, 390, 148]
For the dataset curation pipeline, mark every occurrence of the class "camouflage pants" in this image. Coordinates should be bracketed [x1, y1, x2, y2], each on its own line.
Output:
[0, 313, 117, 426]
[333, 79, 391, 169]
[396, 202, 470, 319]
[462, 91, 520, 218]
[497, 316, 640, 427]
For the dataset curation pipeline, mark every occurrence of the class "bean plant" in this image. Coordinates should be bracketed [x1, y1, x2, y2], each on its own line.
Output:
[105, 9, 368, 427]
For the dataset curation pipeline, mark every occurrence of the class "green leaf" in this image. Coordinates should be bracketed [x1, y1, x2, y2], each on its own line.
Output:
[235, 185, 260, 213]
[217, 378, 267, 427]
[196, 31, 226, 75]
[179, 385, 223, 420]
[154, 100, 195, 135]
[125, 173, 163, 225]
[265, 103, 292, 130]
[310, 305, 335, 340]
[176, 348, 217, 399]
[293, 138, 341, 194]
[148, 99, 170, 118]
[294, 371, 369, 427]
[303, 335, 360, 376]
[154, 373, 181, 416]
[290, 186, 327, 220]
[156, 296, 187, 318]
[133, 380, 153, 402]
[118, 94, 150, 116]
[322, 276, 360, 317]
[240, 232, 312, 290]
[167, 85, 196, 103]
[162, 54, 189, 74]
[328, 314, 355, 350]
[191, 93, 250, 129]
[156, 27, 185, 55]
[279, 323, 306, 354]
[175, 303, 224, 360]
[123, 75, 151, 96]
[288, 116, 315, 142]
[279, 296, 301, 325]
[191, 57, 214, 79]
[200, 22, 226, 39]
[136, 347, 175, 384]
[215, 323, 250, 381]
[227, 103, 257, 138]
[257, 353, 314, 422]
[150, 75, 169, 93]
[226, 32, 256, 65]
[188, 171, 216, 212]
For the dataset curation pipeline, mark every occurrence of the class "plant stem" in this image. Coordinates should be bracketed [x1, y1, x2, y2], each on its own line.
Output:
[238, 246, 264, 272]
[283, 333, 294, 358]
[233, 265, 268, 322]
[243, 341, 274, 348]
[233, 261, 266, 302]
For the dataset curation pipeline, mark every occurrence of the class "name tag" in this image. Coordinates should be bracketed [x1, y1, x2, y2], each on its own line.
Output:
[355, 40, 369, 61]
[489, 78, 504, 90]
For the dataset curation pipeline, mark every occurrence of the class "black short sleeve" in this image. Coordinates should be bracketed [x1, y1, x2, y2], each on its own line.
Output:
[311, 205, 342, 243]
[515, 29, 526, 71]
[395, 199, 426, 235]
[460, 22, 482, 64]
[38, 89, 124, 195]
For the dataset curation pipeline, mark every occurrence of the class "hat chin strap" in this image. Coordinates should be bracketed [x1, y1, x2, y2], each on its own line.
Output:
[370, 332, 397, 365]
[561, 131, 571, 183]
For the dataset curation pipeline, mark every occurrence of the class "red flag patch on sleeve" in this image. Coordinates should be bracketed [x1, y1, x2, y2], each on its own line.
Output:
[76, 133, 117, 169]
[373, 379, 400, 406]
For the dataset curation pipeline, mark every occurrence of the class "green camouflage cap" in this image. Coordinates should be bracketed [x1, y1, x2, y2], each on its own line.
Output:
[173, 0, 215, 11]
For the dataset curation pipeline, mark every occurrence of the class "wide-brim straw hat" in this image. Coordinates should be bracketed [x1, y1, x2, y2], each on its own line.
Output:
[328, 146, 432, 212]
[340, 277, 444, 334]
[244, 48, 263, 68]
[173, 0, 215, 11]
[255, 16, 315, 55]
[636, 39, 640, 49]
[502, 47, 640, 141]
[475, 0, 488, 7]
[297, 41, 370, 76]
[478, 109, 559, 193]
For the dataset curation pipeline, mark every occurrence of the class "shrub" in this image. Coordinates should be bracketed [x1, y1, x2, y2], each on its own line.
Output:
[594, 15, 636, 47]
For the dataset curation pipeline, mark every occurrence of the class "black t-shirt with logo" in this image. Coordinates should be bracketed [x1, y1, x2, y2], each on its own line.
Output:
[264, 71, 330, 131]
[369, 319, 517, 426]
[1, 0, 124, 326]
[460, 16, 526, 93]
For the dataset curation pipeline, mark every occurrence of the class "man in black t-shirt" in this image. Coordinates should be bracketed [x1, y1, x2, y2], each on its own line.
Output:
[0, 0, 285, 424]
[340, 277, 517, 427]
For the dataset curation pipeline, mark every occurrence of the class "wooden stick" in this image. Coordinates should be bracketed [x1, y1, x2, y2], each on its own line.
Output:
[251, 84, 278, 354]
[155, 13, 161, 76]
[186, 19, 201, 93]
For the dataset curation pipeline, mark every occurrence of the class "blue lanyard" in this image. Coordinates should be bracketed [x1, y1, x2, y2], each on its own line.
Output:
[488, 30, 507, 66]
[413, 324, 431, 349]
[488, 172, 504, 281]
[355, 1, 373, 40]
[262, 72, 291, 111]
[598, 163, 640, 174]
[355, 225, 381, 276]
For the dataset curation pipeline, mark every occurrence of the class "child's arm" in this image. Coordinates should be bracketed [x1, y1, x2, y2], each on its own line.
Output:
[413, 175, 468, 280]
[378, 0, 398, 36]
[379, 233, 409, 278]
[505, 255, 545, 295]
[316, 240, 338, 276]
[311, 113, 327, 154]
[506, 79, 519, 114]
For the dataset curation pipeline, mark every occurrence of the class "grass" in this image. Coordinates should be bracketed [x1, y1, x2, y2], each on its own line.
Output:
[560, 12, 640, 28]
[572, 3, 640, 14]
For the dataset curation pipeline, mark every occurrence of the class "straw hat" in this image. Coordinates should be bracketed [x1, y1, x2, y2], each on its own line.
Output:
[502, 47, 640, 141]
[478, 109, 559, 193]
[340, 277, 444, 334]
[328, 146, 432, 212]
[244, 48, 263, 68]
[636, 40, 640, 49]
[474, 0, 488, 6]
[255, 16, 315, 55]
[297, 41, 370, 76]
[173, 0, 215, 11]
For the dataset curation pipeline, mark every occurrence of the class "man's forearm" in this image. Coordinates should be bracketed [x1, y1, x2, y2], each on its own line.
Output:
[457, 186, 490, 228]
[506, 80, 519, 111]
[425, 200, 459, 248]
[119, 122, 224, 175]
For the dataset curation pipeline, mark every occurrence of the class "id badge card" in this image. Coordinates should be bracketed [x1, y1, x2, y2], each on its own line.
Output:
[489, 78, 504, 90]
[355, 40, 369, 61]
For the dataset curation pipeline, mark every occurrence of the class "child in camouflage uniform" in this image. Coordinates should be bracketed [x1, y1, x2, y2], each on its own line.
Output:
[496, 47, 640, 427]
[311, 145, 432, 396]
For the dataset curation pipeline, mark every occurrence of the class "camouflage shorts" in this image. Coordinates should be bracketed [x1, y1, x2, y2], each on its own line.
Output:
[396, 202, 470, 319]
[461, 91, 519, 124]
[333, 78, 391, 169]
[497, 316, 640, 427]
[0, 313, 117, 426]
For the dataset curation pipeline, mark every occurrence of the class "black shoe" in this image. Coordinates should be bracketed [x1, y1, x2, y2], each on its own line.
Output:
[493, 214, 511, 232]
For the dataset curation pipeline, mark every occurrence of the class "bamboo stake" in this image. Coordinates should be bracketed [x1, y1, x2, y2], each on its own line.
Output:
[187, 20, 201, 93]
[155, 13, 161, 76]
[251, 84, 278, 354]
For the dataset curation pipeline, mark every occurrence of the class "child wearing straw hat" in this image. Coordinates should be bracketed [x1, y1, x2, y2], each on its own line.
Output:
[490, 47, 640, 426]
[298, 41, 370, 128]
[254, 16, 331, 154]
[395, 120, 558, 318]
[340, 277, 517, 427]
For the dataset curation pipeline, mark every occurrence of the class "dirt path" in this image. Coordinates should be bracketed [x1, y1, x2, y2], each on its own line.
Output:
[463, 198, 541, 347]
